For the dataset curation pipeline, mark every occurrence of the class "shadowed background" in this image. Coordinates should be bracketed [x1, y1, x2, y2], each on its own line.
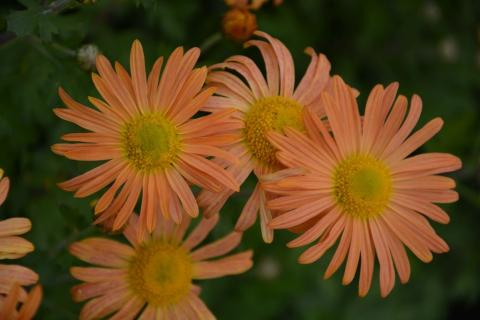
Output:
[0, 0, 479, 319]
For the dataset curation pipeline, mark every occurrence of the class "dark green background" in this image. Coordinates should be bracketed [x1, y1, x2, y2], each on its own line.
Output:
[0, 0, 479, 319]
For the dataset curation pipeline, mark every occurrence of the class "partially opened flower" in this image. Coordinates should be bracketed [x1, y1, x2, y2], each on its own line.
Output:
[53, 40, 240, 233]
[198, 31, 336, 242]
[70, 213, 253, 319]
[0, 170, 42, 319]
[263, 76, 461, 297]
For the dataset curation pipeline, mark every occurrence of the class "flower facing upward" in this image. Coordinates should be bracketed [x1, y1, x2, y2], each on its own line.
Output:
[70, 213, 253, 319]
[198, 31, 335, 243]
[262, 76, 461, 297]
[0, 170, 42, 319]
[53, 40, 240, 233]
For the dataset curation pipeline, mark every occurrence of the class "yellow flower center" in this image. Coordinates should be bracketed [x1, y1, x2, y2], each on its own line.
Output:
[121, 112, 181, 172]
[333, 154, 392, 219]
[127, 240, 192, 307]
[243, 96, 304, 167]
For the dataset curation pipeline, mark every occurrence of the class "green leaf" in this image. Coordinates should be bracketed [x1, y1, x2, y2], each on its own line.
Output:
[6, 9, 39, 37]
[37, 15, 59, 41]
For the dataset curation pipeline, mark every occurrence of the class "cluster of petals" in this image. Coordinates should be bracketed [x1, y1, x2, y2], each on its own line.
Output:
[0, 171, 42, 319]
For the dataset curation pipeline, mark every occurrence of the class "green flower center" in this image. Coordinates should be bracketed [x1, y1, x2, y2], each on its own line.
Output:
[127, 240, 192, 307]
[333, 154, 392, 219]
[121, 113, 181, 172]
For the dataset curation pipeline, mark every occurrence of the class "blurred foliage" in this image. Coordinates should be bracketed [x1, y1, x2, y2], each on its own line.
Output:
[0, 0, 479, 319]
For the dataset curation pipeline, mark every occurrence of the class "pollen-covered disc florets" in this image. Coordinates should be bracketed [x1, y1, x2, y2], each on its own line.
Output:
[333, 153, 392, 219]
[243, 96, 304, 167]
[127, 240, 192, 307]
[121, 112, 181, 172]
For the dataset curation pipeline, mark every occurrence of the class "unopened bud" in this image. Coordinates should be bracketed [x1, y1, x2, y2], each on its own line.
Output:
[77, 44, 99, 71]
[222, 8, 257, 43]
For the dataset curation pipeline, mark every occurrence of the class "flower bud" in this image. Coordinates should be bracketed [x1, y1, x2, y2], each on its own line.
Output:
[77, 44, 99, 71]
[222, 8, 257, 43]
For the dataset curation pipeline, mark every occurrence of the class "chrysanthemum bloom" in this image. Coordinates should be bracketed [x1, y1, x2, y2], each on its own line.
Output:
[0, 170, 42, 319]
[262, 76, 462, 297]
[53, 40, 240, 233]
[70, 213, 253, 319]
[198, 31, 336, 242]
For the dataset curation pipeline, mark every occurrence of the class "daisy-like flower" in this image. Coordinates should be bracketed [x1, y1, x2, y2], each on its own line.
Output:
[70, 213, 253, 319]
[0, 170, 42, 319]
[262, 76, 461, 297]
[198, 31, 336, 242]
[53, 40, 240, 233]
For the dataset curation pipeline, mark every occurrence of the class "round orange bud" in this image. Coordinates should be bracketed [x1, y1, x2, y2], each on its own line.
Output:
[222, 8, 258, 43]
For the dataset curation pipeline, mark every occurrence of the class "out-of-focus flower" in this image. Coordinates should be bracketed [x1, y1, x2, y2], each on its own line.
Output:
[0, 170, 42, 319]
[439, 36, 459, 62]
[263, 77, 461, 297]
[198, 32, 353, 243]
[77, 44, 100, 71]
[222, 0, 283, 42]
[53, 40, 240, 234]
[70, 213, 253, 319]
[222, 8, 258, 43]
[226, 0, 283, 10]
[256, 255, 280, 280]
[423, 1, 441, 23]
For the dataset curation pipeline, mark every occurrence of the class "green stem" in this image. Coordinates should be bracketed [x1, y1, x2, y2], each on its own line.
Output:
[51, 41, 77, 57]
[200, 32, 223, 53]
[42, 0, 77, 15]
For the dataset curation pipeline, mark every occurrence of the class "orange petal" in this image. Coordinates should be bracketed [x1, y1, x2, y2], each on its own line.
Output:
[190, 231, 242, 261]
[193, 250, 253, 279]
[0, 218, 31, 237]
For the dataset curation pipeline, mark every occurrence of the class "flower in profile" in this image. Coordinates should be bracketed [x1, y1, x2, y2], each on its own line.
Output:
[0, 170, 42, 319]
[198, 31, 336, 243]
[53, 40, 240, 233]
[70, 213, 253, 319]
[262, 76, 462, 297]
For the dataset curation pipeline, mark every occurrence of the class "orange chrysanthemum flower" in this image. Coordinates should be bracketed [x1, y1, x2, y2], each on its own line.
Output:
[53, 40, 240, 233]
[198, 31, 335, 242]
[0, 170, 42, 319]
[262, 76, 462, 297]
[70, 213, 253, 319]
